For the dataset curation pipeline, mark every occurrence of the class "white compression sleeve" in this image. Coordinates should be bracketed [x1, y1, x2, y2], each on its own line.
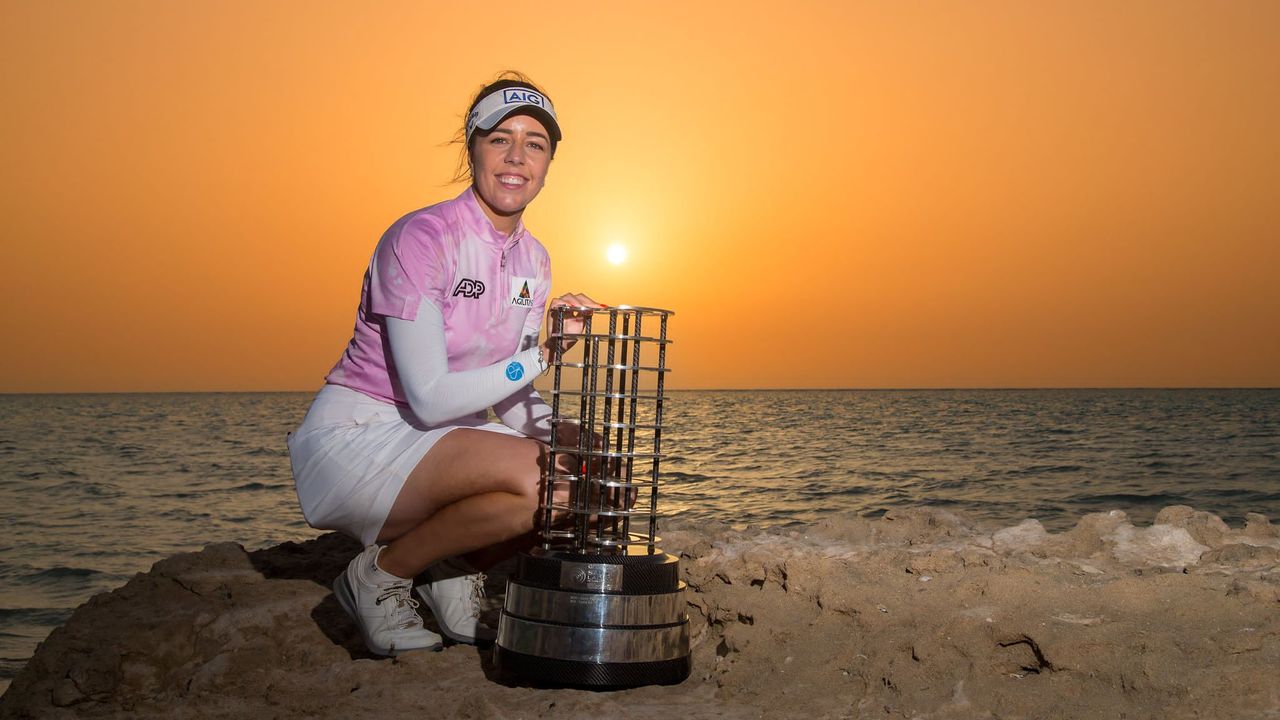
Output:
[492, 384, 554, 443]
[385, 297, 544, 427]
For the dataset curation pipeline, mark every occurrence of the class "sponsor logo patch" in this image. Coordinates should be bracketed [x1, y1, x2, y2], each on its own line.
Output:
[453, 278, 485, 299]
[505, 361, 524, 381]
[510, 277, 535, 307]
[503, 89, 544, 107]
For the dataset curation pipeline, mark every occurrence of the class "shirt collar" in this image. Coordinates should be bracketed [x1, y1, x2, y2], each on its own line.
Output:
[455, 186, 526, 247]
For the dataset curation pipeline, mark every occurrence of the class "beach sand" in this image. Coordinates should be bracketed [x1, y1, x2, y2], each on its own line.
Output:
[2, 506, 1278, 719]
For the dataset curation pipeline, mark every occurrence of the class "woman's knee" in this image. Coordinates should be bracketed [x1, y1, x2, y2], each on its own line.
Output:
[422, 430, 542, 489]
[496, 439, 547, 503]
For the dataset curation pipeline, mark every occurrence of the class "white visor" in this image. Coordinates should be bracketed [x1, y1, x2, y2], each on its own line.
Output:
[465, 87, 561, 144]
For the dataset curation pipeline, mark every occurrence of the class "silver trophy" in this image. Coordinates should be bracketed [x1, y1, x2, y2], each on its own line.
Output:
[494, 305, 691, 687]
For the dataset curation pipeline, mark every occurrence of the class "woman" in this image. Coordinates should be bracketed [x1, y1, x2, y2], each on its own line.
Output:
[288, 73, 600, 656]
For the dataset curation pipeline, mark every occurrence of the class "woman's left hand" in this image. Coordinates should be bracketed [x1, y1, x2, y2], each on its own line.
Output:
[545, 293, 606, 353]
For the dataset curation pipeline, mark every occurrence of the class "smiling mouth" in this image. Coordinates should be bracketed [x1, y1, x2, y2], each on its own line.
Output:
[498, 175, 526, 188]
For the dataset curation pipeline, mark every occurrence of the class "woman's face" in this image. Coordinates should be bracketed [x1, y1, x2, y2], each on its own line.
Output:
[470, 113, 552, 233]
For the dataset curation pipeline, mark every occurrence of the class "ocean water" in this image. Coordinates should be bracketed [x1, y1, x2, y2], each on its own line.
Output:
[1, 389, 1278, 693]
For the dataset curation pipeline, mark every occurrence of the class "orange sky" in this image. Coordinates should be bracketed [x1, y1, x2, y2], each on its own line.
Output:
[2, 1, 1277, 391]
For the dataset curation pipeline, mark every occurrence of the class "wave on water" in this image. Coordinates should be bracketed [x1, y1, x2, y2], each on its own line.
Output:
[1070, 491, 1189, 506]
[44, 480, 124, 497]
[14, 469, 86, 481]
[0, 563, 130, 614]
[662, 470, 714, 482]
[241, 447, 288, 457]
[1003, 463, 1086, 475]
[0, 608, 75, 627]
[0, 563, 109, 583]
[116, 444, 146, 459]
[1, 657, 32, 685]
[24, 566, 105, 582]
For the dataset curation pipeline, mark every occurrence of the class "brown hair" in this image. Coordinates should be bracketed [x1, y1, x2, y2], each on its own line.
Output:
[449, 71, 558, 184]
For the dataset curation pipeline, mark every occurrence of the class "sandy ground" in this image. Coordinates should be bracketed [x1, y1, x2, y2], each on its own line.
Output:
[2, 506, 1278, 719]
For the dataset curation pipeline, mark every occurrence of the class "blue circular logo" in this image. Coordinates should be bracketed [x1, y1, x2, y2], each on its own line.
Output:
[505, 361, 524, 381]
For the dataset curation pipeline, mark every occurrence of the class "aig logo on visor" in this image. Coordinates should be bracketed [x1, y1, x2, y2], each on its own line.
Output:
[503, 89, 544, 107]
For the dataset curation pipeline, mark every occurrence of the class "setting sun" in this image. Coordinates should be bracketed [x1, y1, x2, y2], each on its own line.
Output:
[606, 243, 628, 266]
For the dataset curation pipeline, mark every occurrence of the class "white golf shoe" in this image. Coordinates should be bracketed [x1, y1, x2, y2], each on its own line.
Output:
[415, 559, 497, 646]
[333, 545, 443, 656]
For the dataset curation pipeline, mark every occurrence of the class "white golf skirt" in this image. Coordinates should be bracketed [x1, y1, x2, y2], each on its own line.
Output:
[287, 383, 524, 545]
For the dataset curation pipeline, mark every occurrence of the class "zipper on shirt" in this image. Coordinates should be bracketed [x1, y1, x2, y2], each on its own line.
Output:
[500, 231, 522, 270]
[499, 237, 513, 297]
[498, 231, 525, 319]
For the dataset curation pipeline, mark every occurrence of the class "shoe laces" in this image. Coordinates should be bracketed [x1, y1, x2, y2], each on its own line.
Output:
[466, 572, 487, 616]
[375, 580, 423, 630]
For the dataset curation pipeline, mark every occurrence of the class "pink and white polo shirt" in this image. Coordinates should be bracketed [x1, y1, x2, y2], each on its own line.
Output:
[325, 187, 551, 405]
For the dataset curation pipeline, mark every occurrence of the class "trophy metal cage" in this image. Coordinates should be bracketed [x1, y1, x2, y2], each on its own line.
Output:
[494, 305, 691, 687]
[542, 305, 670, 554]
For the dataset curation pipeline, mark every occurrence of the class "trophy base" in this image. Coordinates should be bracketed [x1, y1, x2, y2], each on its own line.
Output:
[493, 646, 692, 688]
[494, 547, 692, 688]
